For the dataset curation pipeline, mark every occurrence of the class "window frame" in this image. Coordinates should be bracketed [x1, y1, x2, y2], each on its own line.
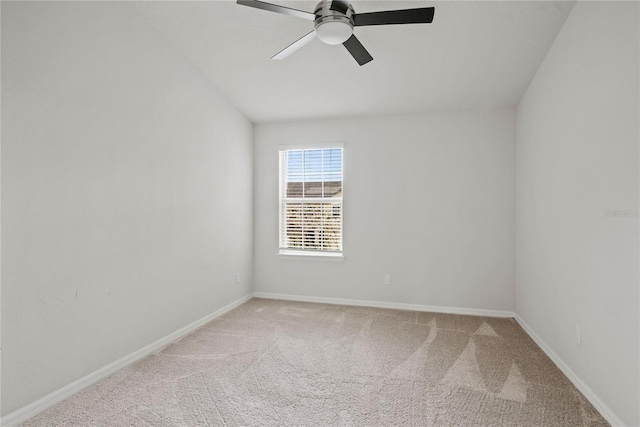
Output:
[277, 143, 345, 261]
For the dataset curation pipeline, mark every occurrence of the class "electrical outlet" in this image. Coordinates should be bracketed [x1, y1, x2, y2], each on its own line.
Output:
[236, 272, 241, 284]
[384, 274, 391, 285]
[575, 327, 581, 345]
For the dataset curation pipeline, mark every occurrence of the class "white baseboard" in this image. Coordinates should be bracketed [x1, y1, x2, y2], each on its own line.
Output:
[252, 291, 515, 318]
[514, 314, 626, 427]
[0, 293, 254, 427]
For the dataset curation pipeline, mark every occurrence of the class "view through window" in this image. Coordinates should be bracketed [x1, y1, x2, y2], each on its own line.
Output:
[279, 147, 343, 254]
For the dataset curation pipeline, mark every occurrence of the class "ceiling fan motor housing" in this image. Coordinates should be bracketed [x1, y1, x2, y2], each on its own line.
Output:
[314, 0, 355, 45]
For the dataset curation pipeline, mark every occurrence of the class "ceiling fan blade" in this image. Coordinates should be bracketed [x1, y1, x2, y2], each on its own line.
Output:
[342, 34, 373, 66]
[354, 7, 435, 26]
[272, 31, 316, 60]
[236, 0, 316, 21]
[330, 0, 351, 13]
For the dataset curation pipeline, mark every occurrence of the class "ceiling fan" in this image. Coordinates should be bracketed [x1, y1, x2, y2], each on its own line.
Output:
[237, 0, 435, 66]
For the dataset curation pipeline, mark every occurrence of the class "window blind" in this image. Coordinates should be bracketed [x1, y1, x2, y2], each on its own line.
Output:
[279, 147, 343, 253]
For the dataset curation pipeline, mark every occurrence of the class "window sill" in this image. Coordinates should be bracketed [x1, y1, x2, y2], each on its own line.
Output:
[277, 250, 345, 261]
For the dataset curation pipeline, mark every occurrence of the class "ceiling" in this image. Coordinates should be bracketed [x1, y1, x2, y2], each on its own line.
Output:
[133, 0, 575, 123]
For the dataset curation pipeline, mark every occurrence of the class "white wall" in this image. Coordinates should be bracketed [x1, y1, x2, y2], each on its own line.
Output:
[254, 110, 515, 312]
[516, 2, 639, 425]
[1, 2, 253, 416]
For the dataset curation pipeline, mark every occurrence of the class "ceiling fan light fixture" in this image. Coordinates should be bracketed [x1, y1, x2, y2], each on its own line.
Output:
[315, 20, 353, 45]
[237, 0, 435, 66]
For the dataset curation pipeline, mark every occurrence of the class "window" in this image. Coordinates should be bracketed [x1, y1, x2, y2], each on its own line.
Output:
[279, 146, 343, 257]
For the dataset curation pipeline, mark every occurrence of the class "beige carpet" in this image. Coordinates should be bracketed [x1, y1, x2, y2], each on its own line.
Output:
[23, 298, 608, 426]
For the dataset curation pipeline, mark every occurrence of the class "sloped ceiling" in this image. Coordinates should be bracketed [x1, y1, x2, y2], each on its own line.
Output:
[134, 0, 575, 123]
